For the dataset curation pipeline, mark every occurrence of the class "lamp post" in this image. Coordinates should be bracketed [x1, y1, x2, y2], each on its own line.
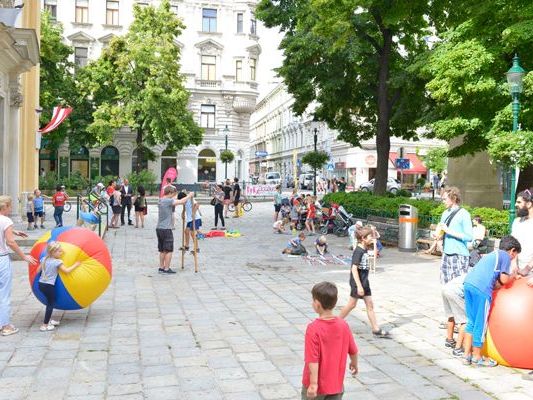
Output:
[223, 124, 229, 179]
[313, 127, 318, 196]
[506, 54, 525, 230]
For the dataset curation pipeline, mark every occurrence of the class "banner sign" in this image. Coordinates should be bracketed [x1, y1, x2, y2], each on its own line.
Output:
[245, 184, 277, 197]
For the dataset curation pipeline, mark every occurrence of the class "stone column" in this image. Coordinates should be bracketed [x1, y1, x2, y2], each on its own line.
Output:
[177, 146, 198, 185]
[7, 79, 22, 218]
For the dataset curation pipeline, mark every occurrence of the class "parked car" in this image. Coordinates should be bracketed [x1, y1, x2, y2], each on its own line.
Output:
[359, 177, 401, 193]
[265, 172, 281, 186]
[285, 176, 295, 188]
[299, 173, 315, 190]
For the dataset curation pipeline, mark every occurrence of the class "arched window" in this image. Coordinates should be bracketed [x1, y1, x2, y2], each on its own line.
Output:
[198, 149, 216, 182]
[100, 146, 119, 177]
[131, 147, 148, 172]
[70, 145, 89, 178]
[160, 148, 177, 178]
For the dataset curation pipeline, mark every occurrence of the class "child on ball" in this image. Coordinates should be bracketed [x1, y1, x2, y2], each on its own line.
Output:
[37, 241, 80, 331]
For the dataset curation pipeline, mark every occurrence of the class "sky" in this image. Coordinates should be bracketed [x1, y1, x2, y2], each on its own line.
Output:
[257, 22, 285, 100]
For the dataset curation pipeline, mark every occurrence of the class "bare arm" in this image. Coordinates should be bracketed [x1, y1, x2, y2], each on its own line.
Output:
[5, 226, 37, 264]
[351, 265, 364, 296]
[59, 261, 80, 274]
[306, 362, 319, 399]
[349, 353, 358, 376]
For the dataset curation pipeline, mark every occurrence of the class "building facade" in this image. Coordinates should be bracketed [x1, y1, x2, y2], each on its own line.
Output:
[250, 84, 445, 189]
[0, 1, 40, 216]
[41, 0, 260, 184]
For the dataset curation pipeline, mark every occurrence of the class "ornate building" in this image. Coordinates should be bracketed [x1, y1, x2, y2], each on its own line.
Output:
[41, 0, 260, 184]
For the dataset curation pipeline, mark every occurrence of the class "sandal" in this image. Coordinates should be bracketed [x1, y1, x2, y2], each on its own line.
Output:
[1, 325, 19, 336]
[445, 338, 456, 348]
[179, 246, 189, 251]
[472, 357, 497, 367]
[463, 355, 472, 365]
[372, 329, 391, 338]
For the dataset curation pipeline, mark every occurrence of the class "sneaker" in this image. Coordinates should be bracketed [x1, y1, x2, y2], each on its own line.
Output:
[39, 324, 55, 332]
[34, 225, 38, 229]
[463, 355, 472, 365]
[158, 268, 165, 273]
[49, 319, 60, 326]
[472, 357, 497, 367]
[445, 338, 456, 348]
[452, 348, 464, 357]
[163, 268, 176, 274]
[40, 225, 45, 229]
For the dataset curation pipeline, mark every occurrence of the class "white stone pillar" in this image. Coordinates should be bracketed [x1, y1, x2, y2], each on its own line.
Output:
[7, 79, 22, 218]
[177, 146, 198, 185]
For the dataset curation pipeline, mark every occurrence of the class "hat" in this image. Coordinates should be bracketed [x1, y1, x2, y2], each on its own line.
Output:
[355, 221, 363, 227]
[97, 182, 104, 188]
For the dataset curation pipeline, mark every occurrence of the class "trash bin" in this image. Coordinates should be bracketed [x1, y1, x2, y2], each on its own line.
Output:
[398, 204, 418, 252]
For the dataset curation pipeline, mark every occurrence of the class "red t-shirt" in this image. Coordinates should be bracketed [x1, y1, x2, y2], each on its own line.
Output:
[106, 186, 114, 196]
[307, 203, 316, 219]
[302, 317, 358, 395]
[52, 192, 68, 206]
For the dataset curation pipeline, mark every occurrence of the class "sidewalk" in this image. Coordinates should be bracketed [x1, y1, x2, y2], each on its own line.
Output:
[1, 202, 531, 399]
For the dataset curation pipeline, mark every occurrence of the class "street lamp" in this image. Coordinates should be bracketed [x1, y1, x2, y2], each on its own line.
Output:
[506, 54, 526, 229]
[313, 127, 318, 196]
[223, 124, 229, 179]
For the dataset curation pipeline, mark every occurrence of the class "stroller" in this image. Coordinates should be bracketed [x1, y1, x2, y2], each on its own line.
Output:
[331, 205, 353, 237]
[318, 203, 339, 234]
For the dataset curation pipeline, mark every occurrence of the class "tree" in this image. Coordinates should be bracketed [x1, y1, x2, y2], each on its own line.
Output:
[78, 0, 202, 171]
[39, 11, 76, 150]
[420, 147, 448, 174]
[256, 0, 432, 194]
[418, 0, 533, 188]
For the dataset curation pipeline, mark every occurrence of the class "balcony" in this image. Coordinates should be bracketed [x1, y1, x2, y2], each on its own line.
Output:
[195, 79, 221, 88]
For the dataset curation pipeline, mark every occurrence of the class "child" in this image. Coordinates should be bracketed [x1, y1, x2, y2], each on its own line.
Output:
[178, 191, 202, 254]
[52, 185, 68, 227]
[273, 218, 287, 234]
[37, 241, 80, 331]
[302, 282, 358, 399]
[305, 196, 316, 234]
[290, 197, 301, 233]
[339, 227, 390, 338]
[315, 235, 328, 255]
[282, 232, 306, 255]
[33, 189, 46, 229]
[348, 221, 363, 250]
[462, 235, 521, 367]
[26, 194, 35, 230]
[369, 225, 383, 256]
[133, 185, 147, 228]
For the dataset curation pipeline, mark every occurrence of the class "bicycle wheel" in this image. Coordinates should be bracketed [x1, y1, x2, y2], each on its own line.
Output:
[97, 202, 107, 213]
[228, 203, 235, 212]
[63, 202, 71, 212]
[243, 201, 252, 212]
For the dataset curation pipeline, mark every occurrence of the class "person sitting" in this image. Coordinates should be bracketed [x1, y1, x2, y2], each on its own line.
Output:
[282, 232, 307, 255]
[273, 218, 288, 234]
[424, 225, 443, 255]
[315, 235, 328, 255]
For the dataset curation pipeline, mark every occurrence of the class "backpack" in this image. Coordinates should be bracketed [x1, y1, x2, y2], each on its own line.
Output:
[109, 194, 115, 207]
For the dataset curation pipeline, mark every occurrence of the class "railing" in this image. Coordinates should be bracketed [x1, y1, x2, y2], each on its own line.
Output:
[76, 194, 109, 237]
[196, 79, 221, 88]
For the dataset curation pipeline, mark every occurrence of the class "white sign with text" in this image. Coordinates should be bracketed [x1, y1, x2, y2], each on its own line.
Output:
[245, 184, 277, 197]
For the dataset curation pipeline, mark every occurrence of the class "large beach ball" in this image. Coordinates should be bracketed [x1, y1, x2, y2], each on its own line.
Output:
[28, 227, 112, 310]
[484, 278, 533, 369]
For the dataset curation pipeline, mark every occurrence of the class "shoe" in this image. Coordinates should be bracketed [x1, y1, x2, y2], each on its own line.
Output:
[39, 324, 55, 332]
[1, 325, 19, 336]
[178, 246, 189, 251]
[121, 222, 125, 226]
[211, 227, 218, 230]
[221, 227, 226, 230]
[372, 329, 391, 339]
[163, 268, 176, 274]
[452, 348, 464, 357]
[40, 225, 45, 229]
[49, 319, 60, 326]
[190, 248, 200, 254]
[472, 357, 497, 367]
[463, 355, 472, 365]
[158, 268, 165, 273]
[34, 225, 38, 229]
[128, 222, 133, 226]
[27, 227, 33, 231]
[445, 338, 456, 348]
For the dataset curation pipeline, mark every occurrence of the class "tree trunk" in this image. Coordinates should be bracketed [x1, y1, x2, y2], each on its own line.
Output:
[373, 30, 393, 195]
[136, 127, 143, 173]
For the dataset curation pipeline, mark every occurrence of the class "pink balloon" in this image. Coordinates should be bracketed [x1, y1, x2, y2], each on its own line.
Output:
[160, 167, 179, 197]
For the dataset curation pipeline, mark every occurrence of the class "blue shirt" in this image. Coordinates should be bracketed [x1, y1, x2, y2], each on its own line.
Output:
[439, 207, 473, 256]
[464, 250, 511, 297]
[288, 237, 301, 248]
[33, 197, 44, 212]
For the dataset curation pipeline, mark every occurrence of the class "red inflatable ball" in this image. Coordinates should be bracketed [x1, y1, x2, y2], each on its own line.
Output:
[484, 278, 533, 369]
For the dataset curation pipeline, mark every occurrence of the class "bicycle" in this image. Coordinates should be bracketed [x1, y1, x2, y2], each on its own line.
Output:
[228, 197, 252, 212]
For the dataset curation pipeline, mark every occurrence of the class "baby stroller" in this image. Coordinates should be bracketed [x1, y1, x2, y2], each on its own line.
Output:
[296, 208, 308, 231]
[331, 205, 353, 237]
[319, 203, 338, 234]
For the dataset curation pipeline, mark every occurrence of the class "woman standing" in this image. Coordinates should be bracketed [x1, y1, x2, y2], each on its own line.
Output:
[212, 185, 225, 230]
[133, 186, 147, 228]
[52, 185, 68, 227]
[273, 185, 283, 221]
[0, 196, 37, 336]
[110, 184, 122, 228]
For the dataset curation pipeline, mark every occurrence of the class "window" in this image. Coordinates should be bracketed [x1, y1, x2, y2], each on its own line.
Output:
[160, 148, 177, 178]
[235, 60, 243, 82]
[202, 8, 217, 32]
[132, 148, 148, 172]
[201, 55, 216, 81]
[237, 13, 243, 33]
[250, 58, 256, 81]
[198, 149, 217, 181]
[250, 18, 257, 35]
[74, 47, 88, 68]
[106, 0, 119, 25]
[170, 4, 178, 14]
[75, 0, 89, 23]
[100, 146, 119, 176]
[44, 0, 57, 20]
[200, 105, 215, 128]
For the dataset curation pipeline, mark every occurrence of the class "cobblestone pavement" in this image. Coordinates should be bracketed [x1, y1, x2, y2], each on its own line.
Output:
[2, 201, 532, 400]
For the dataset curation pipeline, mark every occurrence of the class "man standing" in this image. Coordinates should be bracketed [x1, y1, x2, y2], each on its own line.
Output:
[233, 177, 241, 217]
[436, 187, 473, 344]
[511, 189, 533, 381]
[120, 178, 134, 226]
[338, 177, 347, 192]
[222, 179, 232, 218]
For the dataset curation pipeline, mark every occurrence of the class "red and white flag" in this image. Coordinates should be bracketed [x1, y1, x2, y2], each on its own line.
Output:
[39, 106, 73, 134]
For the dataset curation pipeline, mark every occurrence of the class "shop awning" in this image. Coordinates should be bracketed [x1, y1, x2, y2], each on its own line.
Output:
[388, 153, 427, 175]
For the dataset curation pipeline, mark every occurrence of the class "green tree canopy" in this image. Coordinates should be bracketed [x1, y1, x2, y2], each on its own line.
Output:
[256, 0, 433, 194]
[77, 0, 202, 170]
[302, 151, 329, 170]
[420, 147, 448, 174]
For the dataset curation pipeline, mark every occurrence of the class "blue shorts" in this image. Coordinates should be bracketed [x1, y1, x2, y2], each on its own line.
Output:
[464, 283, 491, 348]
[186, 220, 202, 230]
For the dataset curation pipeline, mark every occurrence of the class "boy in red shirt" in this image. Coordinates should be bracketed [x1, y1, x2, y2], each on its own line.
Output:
[52, 185, 69, 227]
[302, 282, 358, 399]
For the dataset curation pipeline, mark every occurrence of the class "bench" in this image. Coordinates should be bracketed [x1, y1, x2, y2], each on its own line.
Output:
[366, 215, 399, 246]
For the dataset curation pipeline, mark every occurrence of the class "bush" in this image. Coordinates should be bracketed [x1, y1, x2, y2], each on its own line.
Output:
[395, 189, 412, 198]
[92, 175, 117, 186]
[61, 171, 90, 192]
[126, 170, 157, 192]
[38, 171, 58, 191]
[322, 192, 509, 236]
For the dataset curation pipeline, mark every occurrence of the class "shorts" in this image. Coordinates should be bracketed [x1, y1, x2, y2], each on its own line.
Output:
[186, 219, 202, 230]
[134, 206, 145, 212]
[464, 283, 491, 348]
[27, 212, 34, 223]
[112, 205, 122, 215]
[350, 268, 372, 298]
[34, 211, 44, 218]
[301, 386, 343, 400]
[440, 254, 469, 284]
[224, 199, 231, 205]
[156, 228, 174, 253]
[442, 274, 467, 324]
[274, 204, 281, 212]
